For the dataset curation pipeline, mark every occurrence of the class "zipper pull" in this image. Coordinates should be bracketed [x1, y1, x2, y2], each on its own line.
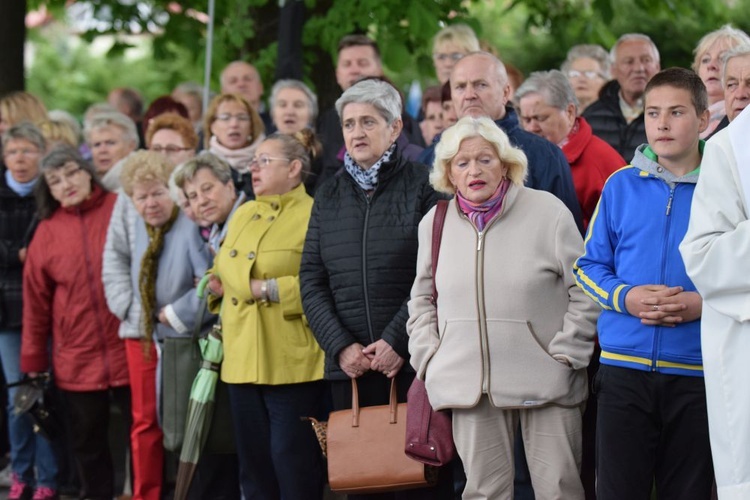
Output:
[477, 232, 484, 251]
[666, 190, 674, 216]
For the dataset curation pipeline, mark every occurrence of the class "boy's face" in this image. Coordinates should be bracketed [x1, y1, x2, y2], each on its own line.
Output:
[644, 86, 708, 172]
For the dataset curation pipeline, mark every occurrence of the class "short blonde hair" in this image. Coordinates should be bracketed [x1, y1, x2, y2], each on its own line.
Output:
[433, 24, 480, 55]
[692, 25, 750, 72]
[204, 93, 265, 148]
[38, 118, 79, 148]
[431, 116, 527, 195]
[0, 92, 47, 128]
[120, 150, 175, 197]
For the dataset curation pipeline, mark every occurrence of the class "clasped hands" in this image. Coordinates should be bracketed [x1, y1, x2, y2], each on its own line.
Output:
[339, 340, 405, 379]
[625, 284, 702, 327]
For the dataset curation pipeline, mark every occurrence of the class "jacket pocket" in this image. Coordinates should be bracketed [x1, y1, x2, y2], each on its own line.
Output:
[485, 319, 586, 407]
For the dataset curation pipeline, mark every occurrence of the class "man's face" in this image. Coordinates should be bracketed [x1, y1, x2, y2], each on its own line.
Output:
[221, 62, 264, 109]
[611, 40, 660, 102]
[724, 54, 750, 122]
[336, 45, 382, 90]
[450, 54, 510, 121]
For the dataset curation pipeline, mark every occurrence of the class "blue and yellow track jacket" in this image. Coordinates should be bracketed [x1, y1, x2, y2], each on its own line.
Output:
[574, 143, 704, 377]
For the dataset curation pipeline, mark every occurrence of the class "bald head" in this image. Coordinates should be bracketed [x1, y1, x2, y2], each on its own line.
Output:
[220, 61, 264, 109]
[450, 52, 511, 121]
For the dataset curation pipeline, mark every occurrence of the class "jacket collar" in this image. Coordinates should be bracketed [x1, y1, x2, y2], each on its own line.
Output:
[494, 106, 521, 134]
[562, 117, 592, 164]
[61, 184, 108, 214]
[255, 182, 309, 209]
[630, 142, 704, 186]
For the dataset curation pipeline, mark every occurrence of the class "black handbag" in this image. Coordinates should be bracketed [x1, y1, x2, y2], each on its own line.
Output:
[161, 298, 235, 454]
[12, 373, 62, 441]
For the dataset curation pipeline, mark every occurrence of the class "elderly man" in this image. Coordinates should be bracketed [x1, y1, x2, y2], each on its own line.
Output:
[708, 44, 750, 138]
[583, 33, 661, 162]
[220, 60, 271, 130]
[84, 111, 138, 190]
[419, 51, 583, 232]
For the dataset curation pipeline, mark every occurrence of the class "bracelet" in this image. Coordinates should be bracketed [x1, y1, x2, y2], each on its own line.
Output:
[258, 280, 270, 307]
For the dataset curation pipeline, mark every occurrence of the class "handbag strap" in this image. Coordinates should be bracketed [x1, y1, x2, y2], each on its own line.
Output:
[431, 200, 449, 305]
[350, 378, 399, 427]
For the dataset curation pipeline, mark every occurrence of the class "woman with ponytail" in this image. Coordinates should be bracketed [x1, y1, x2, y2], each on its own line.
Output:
[205, 130, 326, 499]
[116, 151, 212, 500]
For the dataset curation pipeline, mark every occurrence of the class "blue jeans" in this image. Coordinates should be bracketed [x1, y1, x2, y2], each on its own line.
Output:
[0, 330, 58, 488]
[227, 381, 326, 500]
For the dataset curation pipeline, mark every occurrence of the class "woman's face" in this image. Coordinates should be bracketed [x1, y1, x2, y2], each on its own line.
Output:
[250, 139, 296, 196]
[210, 100, 252, 150]
[150, 128, 195, 166]
[131, 180, 175, 228]
[433, 42, 467, 84]
[441, 100, 458, 129]
[449, 136, 508, 204]
[697, 38, 733, 105]
[518, 93, 576, 146]
[3, 138, 42, 183]
[272, 87, 313, 134]
[182, 167, 237, 225]
[44, 161, 93, 208]
[566, 57, 607, 110]
[342, 102, 401, 169]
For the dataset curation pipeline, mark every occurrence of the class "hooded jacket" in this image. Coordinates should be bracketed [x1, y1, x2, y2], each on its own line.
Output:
[22, 186, 129, 391]
[574, 144, 704, 377]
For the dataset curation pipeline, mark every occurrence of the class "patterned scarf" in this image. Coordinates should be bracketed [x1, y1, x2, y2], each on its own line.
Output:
[344, 143, 396, 191]
[138, 205, 180, 354]
[456, 178, 512, 231]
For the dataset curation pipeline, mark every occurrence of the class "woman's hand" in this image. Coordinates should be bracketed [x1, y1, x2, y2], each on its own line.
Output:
[250, 279, 264, 299]
[207, 274, 224, 297]
[339, 343, 371, 378]
[363, 339, 405, 379]
[18, 247, 27, 263]
[157, 308, 171, 326]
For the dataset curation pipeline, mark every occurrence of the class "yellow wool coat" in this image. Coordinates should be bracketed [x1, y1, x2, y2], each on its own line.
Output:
[208, 183, 324, 385]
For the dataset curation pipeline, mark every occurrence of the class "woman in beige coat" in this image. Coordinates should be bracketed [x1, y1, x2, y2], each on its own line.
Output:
[406, 116, 599, 500]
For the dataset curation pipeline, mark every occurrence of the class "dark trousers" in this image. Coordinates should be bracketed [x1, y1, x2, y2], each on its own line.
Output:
[330, 372, 454, 500]
[227, 381, 326, 500]
[62, 386, 131, 500]
[594, 365, 713, 500]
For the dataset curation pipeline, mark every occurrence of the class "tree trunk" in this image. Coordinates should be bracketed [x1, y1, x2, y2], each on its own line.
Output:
[0, 0, 26, 96]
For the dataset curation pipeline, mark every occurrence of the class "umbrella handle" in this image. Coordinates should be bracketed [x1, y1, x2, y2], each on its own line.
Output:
[197, 274, 214, 299]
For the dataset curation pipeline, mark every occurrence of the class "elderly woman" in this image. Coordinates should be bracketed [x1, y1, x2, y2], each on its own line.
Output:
[174, 153, 246, 253]
[0, 124, 58, 500]
[0, 91, 47, 135]
[205, 130, 326, 499]
[146, 112, 198, 165]
[407, 116, 598, 499]
[561, 44, 611, 114]
[204, 93, 266, 199]
[83, 111, 139, 190]
[300, 79, 452, 499]
[432, 24, 480, 84]
[515, 70, 626, 229]
[21, 145, 130, 500]
[692, 25, 750, 138]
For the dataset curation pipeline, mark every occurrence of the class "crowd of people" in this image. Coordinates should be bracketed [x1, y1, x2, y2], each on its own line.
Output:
[0, 18, 749, 500]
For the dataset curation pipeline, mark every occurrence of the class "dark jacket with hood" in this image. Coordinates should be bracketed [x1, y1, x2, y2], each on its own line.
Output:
[300, 147, 440, 380]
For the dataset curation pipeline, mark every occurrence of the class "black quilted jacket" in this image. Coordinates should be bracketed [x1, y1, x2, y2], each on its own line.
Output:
[582, 80, 647, 163]
[300, 152, 440, 380]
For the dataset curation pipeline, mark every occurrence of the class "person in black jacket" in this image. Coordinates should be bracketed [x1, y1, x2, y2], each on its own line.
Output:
[582, 34, 660, 162]
[300, 79, 451, 499]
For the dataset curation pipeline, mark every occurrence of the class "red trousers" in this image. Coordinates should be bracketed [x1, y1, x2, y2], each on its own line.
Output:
[125, 339, 163, 500]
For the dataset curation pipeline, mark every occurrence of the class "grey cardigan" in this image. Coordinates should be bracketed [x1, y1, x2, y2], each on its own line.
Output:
[407, 186, 599, 410]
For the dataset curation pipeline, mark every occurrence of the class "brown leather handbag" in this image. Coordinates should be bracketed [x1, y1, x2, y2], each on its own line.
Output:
[327, 378, 434, 494]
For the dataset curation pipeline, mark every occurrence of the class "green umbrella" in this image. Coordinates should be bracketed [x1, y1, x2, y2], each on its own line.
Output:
[174, 277, 224, 500]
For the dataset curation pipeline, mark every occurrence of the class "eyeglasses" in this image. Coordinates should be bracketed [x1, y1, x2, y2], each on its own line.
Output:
[150, 144, 193, 155]
[45, 163, 84, 189]
[567, 70, 604, 80]
[215, 113, 251, 122]
[433, 52, 464, 63]
[247, 155, 290, 169]
[4, 147, 40, 158]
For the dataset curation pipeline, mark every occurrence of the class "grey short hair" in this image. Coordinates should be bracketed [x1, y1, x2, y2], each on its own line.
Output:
[270, 79, 319, 124]
[172, 151, 233, 190]
[514, 70, 579, 112]
[722, 44, 750, 87]
[692, 25, 750, 72]
[2, 122, 46, 152]
[335, 79, 402, 125]
[83, 111, 139, 147]
[610, 33, 660, 64]
[561, 44, 611, 79]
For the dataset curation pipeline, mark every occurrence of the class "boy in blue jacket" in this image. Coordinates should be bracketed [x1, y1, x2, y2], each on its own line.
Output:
[574, 67, 714, 500]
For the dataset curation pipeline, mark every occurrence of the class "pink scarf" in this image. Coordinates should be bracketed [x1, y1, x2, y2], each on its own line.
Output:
[456, 178, 511, 231]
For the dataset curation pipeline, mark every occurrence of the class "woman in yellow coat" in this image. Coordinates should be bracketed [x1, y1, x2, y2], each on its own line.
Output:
[206, 130, 325, 500]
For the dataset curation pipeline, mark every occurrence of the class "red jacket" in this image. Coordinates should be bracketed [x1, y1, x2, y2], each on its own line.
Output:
[22, 186, 129, 391]
[563, 117, 627, 230]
